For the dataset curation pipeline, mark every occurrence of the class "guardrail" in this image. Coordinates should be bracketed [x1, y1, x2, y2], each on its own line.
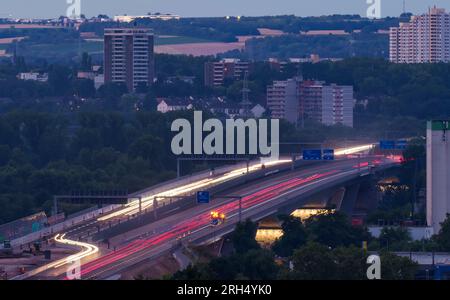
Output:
[10, 205, 119, 248]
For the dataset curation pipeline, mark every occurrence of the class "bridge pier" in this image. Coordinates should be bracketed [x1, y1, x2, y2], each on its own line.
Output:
[328, 187, 346, 209]
[339, 183, 361, 215]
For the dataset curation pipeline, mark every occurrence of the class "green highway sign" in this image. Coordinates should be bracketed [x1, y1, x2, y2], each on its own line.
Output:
[428, 120, 450, 131]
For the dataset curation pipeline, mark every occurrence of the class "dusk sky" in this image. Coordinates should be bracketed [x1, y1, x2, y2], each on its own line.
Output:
[1, 0, 450, 19]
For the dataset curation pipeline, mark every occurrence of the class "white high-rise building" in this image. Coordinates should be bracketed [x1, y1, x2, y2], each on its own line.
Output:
[390, 7, 450, 63]
[299, 81, 354, 128]
[266, 78, 300, 124]
[104, 28, 155, 91]
[204, 59, 250, 87]
[427, 120, 450, 233]
[266, 79, 354, 127]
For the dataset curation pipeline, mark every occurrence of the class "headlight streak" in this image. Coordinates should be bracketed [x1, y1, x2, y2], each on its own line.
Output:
[52, 233, 99, 268]
[97, 159, 292, 221]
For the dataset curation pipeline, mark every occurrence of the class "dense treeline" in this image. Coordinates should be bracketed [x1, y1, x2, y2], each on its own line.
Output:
[299, 58, 450, 126]
[0, 110, 198, 224]
[168, 213, 450, 280]
[168, 212, 422, 280]
[227, 32, 389, 60]
[79, 14, 403, 42]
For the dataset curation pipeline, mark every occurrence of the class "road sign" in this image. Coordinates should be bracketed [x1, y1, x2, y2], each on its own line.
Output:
[31, 222, 42, 233]
[323, 149, 335, 161]
[395, 140, 408, 150]
[380, 140, 408, 150]
[379, 140, 396, 150]
[197, 191, 210, 204]
[211, 219, 219, 226]
[303, 149, 322, 160]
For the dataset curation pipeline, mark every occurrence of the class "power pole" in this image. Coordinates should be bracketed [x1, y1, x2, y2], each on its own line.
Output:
[240, 71, 252, 119]
[297, 70, 305, 129]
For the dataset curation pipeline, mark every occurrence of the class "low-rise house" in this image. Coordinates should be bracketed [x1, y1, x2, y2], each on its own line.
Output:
[17, 72, 48, 82]
[251, 104, 266, 118]
[208, 98, 241, 118]
[157, 97, 193, 113]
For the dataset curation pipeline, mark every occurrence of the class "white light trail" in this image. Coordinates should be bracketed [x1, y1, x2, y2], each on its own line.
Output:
[335, 144, 375, 156]
[10, 233, 98, 280]
[52, 233, 99, 268]
[97, 159, 291, 221]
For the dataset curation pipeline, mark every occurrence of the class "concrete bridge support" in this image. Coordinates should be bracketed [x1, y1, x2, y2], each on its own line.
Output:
[338, 183, 361, 215]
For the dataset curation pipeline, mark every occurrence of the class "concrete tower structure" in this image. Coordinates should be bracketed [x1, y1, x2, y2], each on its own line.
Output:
[427, 120, 450, 233]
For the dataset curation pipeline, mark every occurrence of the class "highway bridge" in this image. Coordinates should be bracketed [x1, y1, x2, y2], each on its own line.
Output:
[14, 149, 402, 280]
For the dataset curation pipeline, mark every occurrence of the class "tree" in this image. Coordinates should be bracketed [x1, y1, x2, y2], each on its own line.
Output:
[434, 214, 450, 251]
[378, 227, 412, 251]
[135, 82, 149, 94]
[379, 251, 417, 280]
[208, 255, 241, 280]
[128, 135, 165, 170]
[170, 249, 278, 280]
[240, 249, 279, 280]
[48, 65, 72, 95]
[290, 243, 368, 280]
[97, 82, 128, 99]
[333, 246, 366, 280]
[0, 145, 11, 166]
[72, 79, 96, 98]
[143, 90, 158, 111]
[289, 242, 417, 280]
[80, 52, 92, 71]
[305, 211, 371, 248]
[290, 242, 337, 280]
[231, 219, 260, 254]
[272, 215, 307, 257]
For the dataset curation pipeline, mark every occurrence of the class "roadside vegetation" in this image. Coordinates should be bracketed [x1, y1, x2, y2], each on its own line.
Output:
[169, 212, 439, 280]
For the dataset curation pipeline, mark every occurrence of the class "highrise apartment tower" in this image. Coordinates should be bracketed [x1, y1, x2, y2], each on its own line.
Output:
[390, 7, 450, 63]
[104, 28, 155, 91]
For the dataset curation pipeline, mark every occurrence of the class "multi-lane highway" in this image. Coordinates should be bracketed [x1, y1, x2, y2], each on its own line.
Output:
[17, 159, 292, 279]
[33, 153, 400, 280]
[14, 143, 397, 280]
[54, 144, 375, 243]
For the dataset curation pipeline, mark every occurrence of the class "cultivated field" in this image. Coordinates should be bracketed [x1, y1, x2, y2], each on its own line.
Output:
[0, 24, 59, 29]
[155, 42, 244, 56]
[0, 37, 26, 44]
